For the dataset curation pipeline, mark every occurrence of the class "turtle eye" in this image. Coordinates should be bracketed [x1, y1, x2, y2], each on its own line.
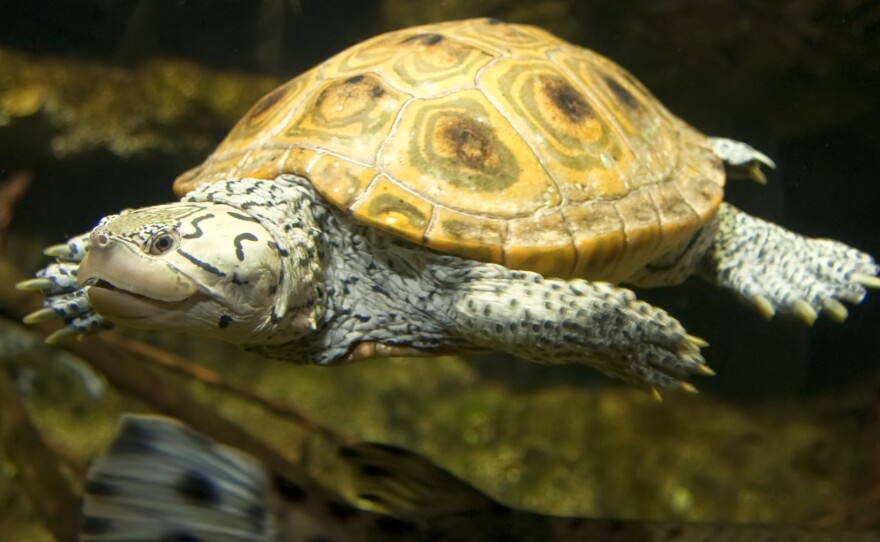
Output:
[148, 233, 177, 255]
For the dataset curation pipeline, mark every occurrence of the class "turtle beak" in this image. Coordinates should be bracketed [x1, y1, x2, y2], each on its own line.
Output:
[78, 232, 197, 319]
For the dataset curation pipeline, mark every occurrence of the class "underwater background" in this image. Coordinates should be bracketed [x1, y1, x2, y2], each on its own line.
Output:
[0, 0, 879, 539]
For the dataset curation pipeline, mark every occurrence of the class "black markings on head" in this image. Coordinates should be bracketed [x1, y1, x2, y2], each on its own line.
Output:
[175, 470, 221, 505]
[268, 241, 289, 257]
[227, 211, 259, 222]
[234, 232, 259, 261]
[541, 76, 593, 123]
[181, 213, 214, 239]
[231, 273, 248, 285]
[603, 75, 640, 110]
[273, 476, 307, 502]
[218, 314, 233, 328]
[402, 32, 444, 46]
[176, 249, 226, 277]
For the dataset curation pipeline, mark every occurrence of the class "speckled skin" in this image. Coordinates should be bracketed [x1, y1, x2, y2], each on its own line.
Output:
[25, 169, 876, 391]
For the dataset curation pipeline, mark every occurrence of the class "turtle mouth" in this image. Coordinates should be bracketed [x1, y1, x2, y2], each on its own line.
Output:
[86, 279, 187, 320]
[77, 238, 199, 320]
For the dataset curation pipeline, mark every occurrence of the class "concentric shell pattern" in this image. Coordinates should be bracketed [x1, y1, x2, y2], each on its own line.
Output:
[174, 18, 724, 282]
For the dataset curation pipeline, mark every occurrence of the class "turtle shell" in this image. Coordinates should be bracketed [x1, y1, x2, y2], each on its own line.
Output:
[174, 18, 724, 282]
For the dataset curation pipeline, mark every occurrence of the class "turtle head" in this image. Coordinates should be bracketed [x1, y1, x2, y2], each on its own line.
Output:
[77, 201, 315, 344]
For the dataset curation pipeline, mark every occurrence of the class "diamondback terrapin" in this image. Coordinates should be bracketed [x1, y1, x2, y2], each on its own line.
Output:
[20, 18, 878, 390]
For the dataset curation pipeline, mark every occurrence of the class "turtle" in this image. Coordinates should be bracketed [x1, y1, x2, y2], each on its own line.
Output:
[19, 18, 879, 391]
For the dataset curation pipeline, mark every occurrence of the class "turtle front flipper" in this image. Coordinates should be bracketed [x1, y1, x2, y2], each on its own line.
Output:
[700, 203, 879, 324]
[451, 269, 710, 392]
[16, 231, 110, 342]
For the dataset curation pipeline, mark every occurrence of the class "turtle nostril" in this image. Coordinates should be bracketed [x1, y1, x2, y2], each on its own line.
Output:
[93, 233, 110, 248]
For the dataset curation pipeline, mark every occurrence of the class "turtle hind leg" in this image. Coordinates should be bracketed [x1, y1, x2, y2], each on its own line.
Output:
[16, 230, 110, 342]
[709, 137, 775, 184]
[700, 203, 878, 324]
[449, 268, 710, 392]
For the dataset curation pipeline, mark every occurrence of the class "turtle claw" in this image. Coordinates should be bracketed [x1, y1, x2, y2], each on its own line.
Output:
[22, 230, 108, 340]
[15, 278, 54, 291]
[23, 308, 60, 325]
[42, 232, 91, 263]
[821, 299, 848, 323]
[695, 364, 716, 377]
[685, 333, 710, 348]
[750, 295, 776, 320]
[709, 137, 776, 185]
[792, 300, 818, 326]
[45, 326, 78, 344]
[743, 164, 768, 185]
[852, 272, 880, 290]
[43, 243, 73, 258]
[748, 147, 776, 170]
[679, 382, 699, 394]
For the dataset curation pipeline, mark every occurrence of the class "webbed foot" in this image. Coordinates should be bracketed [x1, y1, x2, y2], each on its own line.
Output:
[16, 232, 109, 341]
[704, 203, 878, 324]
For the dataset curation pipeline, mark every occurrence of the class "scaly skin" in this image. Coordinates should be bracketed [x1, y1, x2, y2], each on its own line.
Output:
[20, 176, 710, 390]
[17, 141, 879, 391]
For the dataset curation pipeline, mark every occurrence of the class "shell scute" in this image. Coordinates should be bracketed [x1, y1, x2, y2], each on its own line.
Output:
[445, 18, 565, 58]
[504, 212, 576, 278]
[478, 57, 635, 202]
[283, 73, 408, 165]
[564, 202, 626, 280]
[175, 18, 725, 282]
[380, 89, 558, 219]
[324, 28, 495, 96]
[349, 176, 433, 243]
[306, 154, 377, 209]
[424, 207, 507, 264]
